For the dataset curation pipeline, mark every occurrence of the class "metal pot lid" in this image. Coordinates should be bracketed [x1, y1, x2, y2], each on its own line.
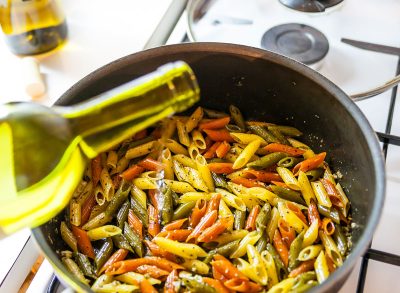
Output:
[260, 23, 329, 65]
[279, 0, 344, 13]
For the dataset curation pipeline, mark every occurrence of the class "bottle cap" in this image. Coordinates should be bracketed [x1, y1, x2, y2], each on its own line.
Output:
[20, 57, 46, 98]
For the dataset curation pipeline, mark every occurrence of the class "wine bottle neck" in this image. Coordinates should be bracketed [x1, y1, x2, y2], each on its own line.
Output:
[56, 62, 199, 159]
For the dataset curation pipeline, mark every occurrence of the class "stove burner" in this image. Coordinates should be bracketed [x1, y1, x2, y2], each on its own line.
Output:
[261, 23, 329, 66]
[279, 0, 344, 13]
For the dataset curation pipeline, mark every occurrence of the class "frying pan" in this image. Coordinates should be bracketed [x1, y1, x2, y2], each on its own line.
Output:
[32, 42, 385, 292]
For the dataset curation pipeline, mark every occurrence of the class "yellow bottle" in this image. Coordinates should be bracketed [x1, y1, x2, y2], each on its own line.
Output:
[0, 0, 67, 55]
[0, 61, 200, 237]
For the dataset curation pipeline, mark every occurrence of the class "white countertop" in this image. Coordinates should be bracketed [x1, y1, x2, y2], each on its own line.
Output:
[1, 0, 400, 292]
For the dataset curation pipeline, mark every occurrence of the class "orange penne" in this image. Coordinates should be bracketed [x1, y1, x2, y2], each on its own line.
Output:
[99, 248, 129, 275]
[224, 278, 262, 293]
[216, 141, 231, 158]
[162, 218, 188, 231]
[148, 205, 160, 237]
[91, 155, 102, 186]
[197, 217, 230, 243]
[80, 193, 96, 226]
[71, 225, 95, 259]
[186, 210, 218, 243]
[128, 209, 143, 239]
[245, 205, 260, 231]
[231, 177, 265, 188]
[273, 229, 289, 267]
[204, 129, 235, 142]
[288, 259, 315, 278]
[293, 152, 326, 175]
[203, 141, 221, 159]
[189, 199, 207, 228]
[263, 143, 305, 156]
[112, 174, 122, 189]
[322, 217, 335, 236]
[164, 269, 179, 293]
[137, 265, 170, 280]
[307, 199, 321, 227]
[208, 162, 235, 174]
[143, 240, 177, 262]
[206, 193, 221, 214]
[148, 190, 159, 210]
[133, 129, 147, 140]
[156, 229, 192, 242]
[199, 116, 231, 130]
[243, 169, 282, 183]
[278, 219, 296, 247]
[120, 165, 145, 181]
[212, 255, 248, 279]
[212, 264, 229, 282]
[138, 157, 164, 171]
[203, 277, 230, 293]
[105, 257, 183, 275]
[321, 179, 344, 208]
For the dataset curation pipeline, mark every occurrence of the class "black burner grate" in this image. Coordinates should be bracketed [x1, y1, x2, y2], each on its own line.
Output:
[356, 55, 400, 293]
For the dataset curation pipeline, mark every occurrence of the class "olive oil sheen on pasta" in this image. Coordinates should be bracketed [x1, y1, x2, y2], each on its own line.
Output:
[0, 62, 200, 237]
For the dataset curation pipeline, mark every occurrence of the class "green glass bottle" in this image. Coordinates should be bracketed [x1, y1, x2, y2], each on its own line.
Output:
[0, 0, 67, 55]
[0, 61, 200, 237]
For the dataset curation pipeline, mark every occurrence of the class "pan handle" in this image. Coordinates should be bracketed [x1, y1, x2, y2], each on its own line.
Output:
[350, 74, 400, 102]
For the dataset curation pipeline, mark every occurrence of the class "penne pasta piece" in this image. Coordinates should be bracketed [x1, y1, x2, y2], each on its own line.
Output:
[176, 120, 191, 147]
[164, 179, 196, 193]
[230, 231, 261, 258]
[191, 130, 206, 149]
[287, 138, 315, 159]
[185, 106, 204, 132]
[100, 168, 114, 201]
[230, 132, 266, 145]
[112, 156, 130, 175]
[161, 148, 174, 180]
[212, 229, 249, 246]
[196, 154, 215, 192]
[216, 188, 246, 211]
[199, 116, 230, 130]
[115, 272, 161, 285]
[87, 225, 121, 241]
[266, 207, 280, 242]
[266, 277, 296, 293]
[181, 259, 210, 275]
[163, 138, 189, 156]
[276, 167, 300, 190]
[311, 181, 332, 208]
[125, 140, 156, 159]
[302, 220, 319, 249]
[233, 139, 261, 169]
[298, 171, 317, 206]
[336, 183, 350, 216]
[261, 250, 279, 288]
[298, 244, 323, 261]
[106, 151, 118, 169]
[132, 177, 158, 190]
[319, 230, 343, 267]
[277, 202, 307, 233]
[315, 251, 330, 284]
[188, 143, 200, 161]
[153, 237, 208, 259]
[160, 118, 176, 140]
[130, 184, 147, 211]
[204, 129, 235, 142]
[139, 170, 163, 181]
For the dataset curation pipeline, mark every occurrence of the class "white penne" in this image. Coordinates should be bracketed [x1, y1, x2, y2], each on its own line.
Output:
[106, 151, 118, 169]
[230, 132, 267, 145]
[115, 272, 161, 285]
[161, 148, 174, 180]
[176, 120, 191, 147]
[195, 154, 215, 192]
[87, 225, 122, 241]
[100, 168, 114, 201]
[139, 171, 163, 181]
[160, 118, 176, 140]
[130, 184, 147, 209]
[277, 202, 307, 233]
[298, 171, 317, 206]
[319, 230, 343, 267]
[302, 220, 319, 248]
[163, 138, 189, 156]
[182, 259, 209, 275]
[218, 200, 234, 231]
[125, 140, 156, 159]
[276, 167, 300, 190]
[179, 192, 211, 203]
[173, 154, 197, 169]
[188, 143, 200, 161]
[185, 106, 203, 132]
[298, 244, 323, 261]
[248, 187, 279, 206]
[191, 129, 206, 149]
[261, 250, 279, 288]
[312, 181, 332, 208]
[233, 140, 261, 169]
[132, 177, 158, 190]
[215, 188, 246, 211]
[153, 237, 207, 259]
[315, 251, 330, 284]
[287, 138, 315, 159]
[266, 207, 280, 242]
[212, 229, 249, 246]
[112, 156, 129, 175]
[266, 278, 296, 293]
[164, 179, 196, 193]
[230, 231, 261, 258]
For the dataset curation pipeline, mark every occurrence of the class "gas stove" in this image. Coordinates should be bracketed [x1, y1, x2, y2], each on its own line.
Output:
[1, 0, 399, 292]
